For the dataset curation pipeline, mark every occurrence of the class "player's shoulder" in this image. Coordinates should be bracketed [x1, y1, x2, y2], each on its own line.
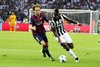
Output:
[40, 13, 45, 17]
[31, 15, 36, 19]
[40, 12, 45, 15]
[9, 15, 13, 18]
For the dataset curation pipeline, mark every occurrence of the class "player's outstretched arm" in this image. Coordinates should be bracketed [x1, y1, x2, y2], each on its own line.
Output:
[67, 18, 82, 26]
[62, 14, 82, 26]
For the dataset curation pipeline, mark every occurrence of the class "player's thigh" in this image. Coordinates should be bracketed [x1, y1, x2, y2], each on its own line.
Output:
[33, 34, 46, 45]
[63, 33, 73, 43]
[54, 36, 66, 43]
[41, 33, 48, 43]
[12, 23, 16, 26]
[10, 23, 13, 27]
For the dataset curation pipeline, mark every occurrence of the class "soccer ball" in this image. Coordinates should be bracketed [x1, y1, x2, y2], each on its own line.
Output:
[59, 55, 67, 62]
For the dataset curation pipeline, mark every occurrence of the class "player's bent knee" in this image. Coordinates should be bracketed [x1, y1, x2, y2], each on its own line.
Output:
[67, 43, 74, 49]
[41, 40, 46, 46]
[70, 46, 74, 49]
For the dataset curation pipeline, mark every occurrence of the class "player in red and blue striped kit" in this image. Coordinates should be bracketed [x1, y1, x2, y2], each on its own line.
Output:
[29, 4, 55, 61]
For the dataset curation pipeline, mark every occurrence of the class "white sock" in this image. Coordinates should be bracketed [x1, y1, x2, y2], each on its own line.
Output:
[67, 49, 77, 59]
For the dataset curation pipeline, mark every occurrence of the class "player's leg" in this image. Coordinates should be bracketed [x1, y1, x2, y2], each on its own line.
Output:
[13, 25, 15, 32]
[10, 24, 13, 33]
[33, 34, 46, 57]
[34, 34, 46, 56]
[61, 43, 70, 51]
[40, 40, 47, 57]
[41, 41, 53, 59]
[40, 40, 55, 61]
[67, 43, 74, 49]
[41, 33, 55, 61]
[13, 22, 16, 32]
[33, 34, 55, 61]
[61, 34, 79, 62]
[60, 42, 77, 58]
[61, 42, 79, 62]
[10, 23, 15, 33]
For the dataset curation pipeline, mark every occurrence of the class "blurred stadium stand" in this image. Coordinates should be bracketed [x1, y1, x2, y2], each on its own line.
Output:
[0, 0, 100, 22]
[0, 0, 99, 32]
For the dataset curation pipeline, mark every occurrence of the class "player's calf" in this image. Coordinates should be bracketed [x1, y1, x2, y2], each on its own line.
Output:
[42, 49, 46, 57]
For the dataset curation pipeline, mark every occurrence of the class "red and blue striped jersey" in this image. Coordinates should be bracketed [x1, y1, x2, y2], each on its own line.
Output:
[29, 13, 48, 34]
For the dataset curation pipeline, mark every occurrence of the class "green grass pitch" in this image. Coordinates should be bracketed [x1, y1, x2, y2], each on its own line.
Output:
[0, 31, 100, 67]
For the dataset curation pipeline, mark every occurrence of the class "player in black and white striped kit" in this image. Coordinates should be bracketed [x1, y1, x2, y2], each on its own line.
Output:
[50, 8, 81, 62]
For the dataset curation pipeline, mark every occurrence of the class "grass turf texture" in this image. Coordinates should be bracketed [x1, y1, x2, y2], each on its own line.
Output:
[0, 31, 100, 67]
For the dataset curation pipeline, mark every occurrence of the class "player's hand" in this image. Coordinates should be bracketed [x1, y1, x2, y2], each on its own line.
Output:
[32, 26, 36, 31]
[76, 21, 82, 26]
[78, 23, 82, 26]
[58, 37, 61, 43]
[15, 22, 17, 25]
[9, 22, 10, 25]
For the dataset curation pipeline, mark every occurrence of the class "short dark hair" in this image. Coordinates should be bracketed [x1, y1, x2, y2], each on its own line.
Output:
[32, 4, 41, 11]
[54, 8, 59, 16]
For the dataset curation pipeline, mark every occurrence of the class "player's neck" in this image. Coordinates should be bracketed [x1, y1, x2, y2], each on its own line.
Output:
[35, 14, 40, 18]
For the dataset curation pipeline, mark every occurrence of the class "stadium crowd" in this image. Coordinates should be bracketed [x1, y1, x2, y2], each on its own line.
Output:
[0, 0, 100, 22]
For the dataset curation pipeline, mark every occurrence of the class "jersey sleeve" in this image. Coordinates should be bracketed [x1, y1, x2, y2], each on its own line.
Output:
[29, 16, 35, 26]
[44, 15, 49, 22]
[62, 14, 77, 24]
[29, 18, 32, 24]
[62, 14, 69, 21]
[50, 20, 55, 30]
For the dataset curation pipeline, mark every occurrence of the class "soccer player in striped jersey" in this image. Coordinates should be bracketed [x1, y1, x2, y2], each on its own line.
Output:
[29, 4, 55, 61]
[50, 8, 81, 62]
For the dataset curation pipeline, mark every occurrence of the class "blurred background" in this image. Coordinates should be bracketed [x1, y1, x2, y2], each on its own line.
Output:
[0, 0, 100, 33]
[0, 0, 100, 22]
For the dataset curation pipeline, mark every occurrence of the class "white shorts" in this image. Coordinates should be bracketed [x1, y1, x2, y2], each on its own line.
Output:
[55, 32, 73, 43]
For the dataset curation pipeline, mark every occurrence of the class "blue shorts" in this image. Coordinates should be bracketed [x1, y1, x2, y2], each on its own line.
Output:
[33, 33, 48, 44]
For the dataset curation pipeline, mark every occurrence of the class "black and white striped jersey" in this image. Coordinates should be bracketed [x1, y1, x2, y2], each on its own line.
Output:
[50, 14, 69, 36]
